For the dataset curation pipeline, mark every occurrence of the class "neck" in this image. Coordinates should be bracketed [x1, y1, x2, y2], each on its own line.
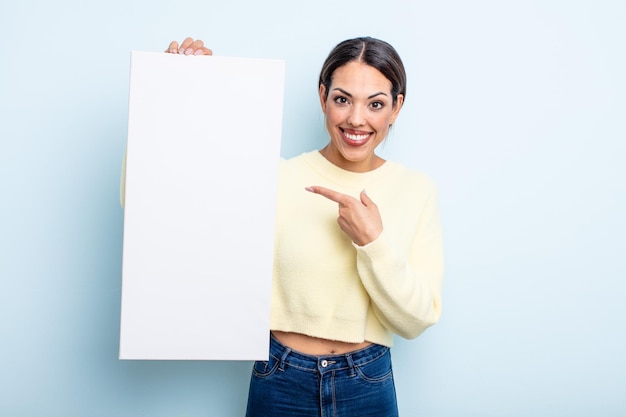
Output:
[319, 145, 384, 173]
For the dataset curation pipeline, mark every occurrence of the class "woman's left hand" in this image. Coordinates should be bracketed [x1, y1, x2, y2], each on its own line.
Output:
[306, 186, 383, 246]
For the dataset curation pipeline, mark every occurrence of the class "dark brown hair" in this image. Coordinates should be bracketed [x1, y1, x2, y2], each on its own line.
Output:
[319, 37, 407, 105]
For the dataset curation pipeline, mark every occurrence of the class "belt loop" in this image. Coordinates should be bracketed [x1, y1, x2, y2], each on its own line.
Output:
[346, 353, 356, 377]
[278, 347, 291, 372]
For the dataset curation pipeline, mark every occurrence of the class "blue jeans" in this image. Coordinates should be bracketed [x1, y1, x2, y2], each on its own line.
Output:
[246, 335, 398, 417]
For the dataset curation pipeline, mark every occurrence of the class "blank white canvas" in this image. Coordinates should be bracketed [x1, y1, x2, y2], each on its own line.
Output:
[120, 51, 285, 360]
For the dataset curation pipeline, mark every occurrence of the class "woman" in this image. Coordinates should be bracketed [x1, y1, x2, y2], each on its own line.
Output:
[167, 37, 444, 416]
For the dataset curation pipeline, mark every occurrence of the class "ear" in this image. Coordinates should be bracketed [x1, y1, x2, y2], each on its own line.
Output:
[389, 94, 404, 125]
[319, 84, 327, 113]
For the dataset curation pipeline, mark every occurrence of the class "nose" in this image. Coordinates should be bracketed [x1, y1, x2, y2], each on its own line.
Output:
[347, 104, 365, 127]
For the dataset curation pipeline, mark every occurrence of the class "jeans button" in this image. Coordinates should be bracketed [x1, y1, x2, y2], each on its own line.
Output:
[321, 360, 328, 368]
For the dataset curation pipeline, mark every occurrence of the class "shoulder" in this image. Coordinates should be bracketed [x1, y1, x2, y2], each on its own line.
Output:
[281, 151, 314, 165]
[385, 160, 438, 195]
[279, 151, 318, 174]
[276, 152, 316, 190]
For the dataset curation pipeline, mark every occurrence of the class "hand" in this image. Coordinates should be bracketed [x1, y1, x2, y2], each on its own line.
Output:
[165, 37, 212, 56]
[306, 186, 383, 246]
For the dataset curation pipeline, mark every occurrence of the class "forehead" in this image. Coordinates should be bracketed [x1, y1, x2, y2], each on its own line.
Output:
[329, 61, 392, 94]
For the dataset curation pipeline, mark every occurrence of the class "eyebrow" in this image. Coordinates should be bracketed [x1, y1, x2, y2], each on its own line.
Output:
[331, 87, 388, 99]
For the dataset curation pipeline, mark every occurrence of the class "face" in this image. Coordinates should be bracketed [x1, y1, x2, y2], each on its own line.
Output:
[319, 61, 403, 172]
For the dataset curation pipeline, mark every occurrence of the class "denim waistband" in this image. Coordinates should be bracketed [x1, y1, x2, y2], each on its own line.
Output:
[269, 335, 389, 374]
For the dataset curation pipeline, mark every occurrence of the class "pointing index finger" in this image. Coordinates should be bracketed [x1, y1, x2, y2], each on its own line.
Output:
[305, 186, 350, 205]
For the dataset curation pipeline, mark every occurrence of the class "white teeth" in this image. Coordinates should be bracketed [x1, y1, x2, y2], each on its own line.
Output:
[344, 132, 369, 141]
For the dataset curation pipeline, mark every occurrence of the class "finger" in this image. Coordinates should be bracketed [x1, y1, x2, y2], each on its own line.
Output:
[359, 189, 375, 206]
[182, 39, 202, 55]
[166, 40, 179, 53]
[305, 186, 351, 205]
[194, 46, 213, 56]
[179, 37, 194, 54]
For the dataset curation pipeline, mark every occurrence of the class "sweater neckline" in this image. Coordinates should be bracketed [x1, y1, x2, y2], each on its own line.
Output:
[302, 150, 397, 187]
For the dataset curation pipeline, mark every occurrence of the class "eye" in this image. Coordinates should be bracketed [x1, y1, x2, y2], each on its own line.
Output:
[333, 96, 349, 105]
[370, 101, 385, 110]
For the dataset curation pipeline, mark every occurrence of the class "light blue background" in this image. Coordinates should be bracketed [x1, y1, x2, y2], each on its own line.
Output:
[1, 0, 624, 416]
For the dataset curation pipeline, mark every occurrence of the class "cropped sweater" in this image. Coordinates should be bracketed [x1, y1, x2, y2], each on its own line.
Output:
[271, 151, 443, 347]
[120, 150, 444, 347]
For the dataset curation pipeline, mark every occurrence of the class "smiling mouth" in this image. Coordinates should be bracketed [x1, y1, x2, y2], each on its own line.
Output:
[340, 128, 372, 145]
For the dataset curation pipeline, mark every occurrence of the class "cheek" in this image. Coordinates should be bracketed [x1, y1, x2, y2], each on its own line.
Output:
[324, 112, 338, 135]
[325, 107, 345, 125]
[373, 113, 393, 131]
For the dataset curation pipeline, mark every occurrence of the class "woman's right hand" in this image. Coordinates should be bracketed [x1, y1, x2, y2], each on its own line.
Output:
[165, 37, 212, 56]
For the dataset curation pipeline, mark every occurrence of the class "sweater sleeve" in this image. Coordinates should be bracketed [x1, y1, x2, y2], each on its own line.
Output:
[354, 188, 444, 339]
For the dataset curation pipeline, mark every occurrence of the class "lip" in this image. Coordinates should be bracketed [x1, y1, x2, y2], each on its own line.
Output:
[340, 127, 373, 146]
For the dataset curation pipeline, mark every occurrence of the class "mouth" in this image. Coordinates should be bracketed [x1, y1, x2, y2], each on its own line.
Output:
[340, 128, 373, 146]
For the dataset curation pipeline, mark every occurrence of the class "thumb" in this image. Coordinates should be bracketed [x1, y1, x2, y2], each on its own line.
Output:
[360, 189, 374, 206]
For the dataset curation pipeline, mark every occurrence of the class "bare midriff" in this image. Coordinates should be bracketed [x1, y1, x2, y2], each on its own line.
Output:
[272, 331, 372, 356]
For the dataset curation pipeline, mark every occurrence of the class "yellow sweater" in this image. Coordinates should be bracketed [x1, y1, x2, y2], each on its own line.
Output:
[270, 151, 444, 347]
[120, 150, 443, 347]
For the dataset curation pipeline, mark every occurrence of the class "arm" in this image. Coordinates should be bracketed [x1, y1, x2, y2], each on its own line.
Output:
[306, 185, 444, 339]
[354, 189, 444, 339]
